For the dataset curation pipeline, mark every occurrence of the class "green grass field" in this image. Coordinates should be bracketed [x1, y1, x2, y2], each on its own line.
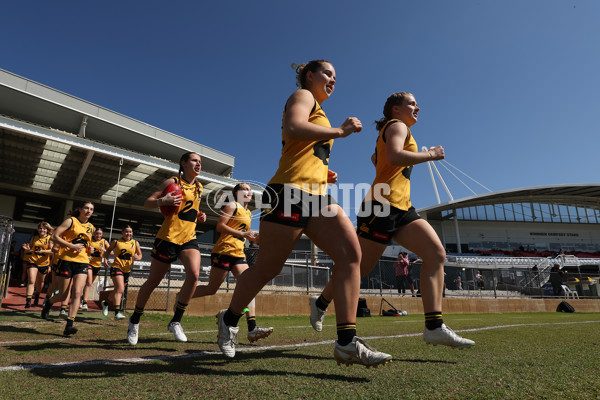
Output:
[1, 309, 599, 399]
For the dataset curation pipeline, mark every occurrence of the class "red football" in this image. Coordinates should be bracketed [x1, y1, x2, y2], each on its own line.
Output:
[159, 182, 182, 217]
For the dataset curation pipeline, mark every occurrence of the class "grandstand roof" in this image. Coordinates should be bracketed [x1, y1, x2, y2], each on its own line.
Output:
[418, 184, 600, 220]
[0, 68, 241, 229]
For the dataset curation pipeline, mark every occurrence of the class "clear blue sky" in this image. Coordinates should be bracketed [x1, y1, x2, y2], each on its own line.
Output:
[3, 1, 599, 220]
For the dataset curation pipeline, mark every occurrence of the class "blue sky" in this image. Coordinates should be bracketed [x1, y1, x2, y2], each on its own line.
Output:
[3, 0, 599, 220]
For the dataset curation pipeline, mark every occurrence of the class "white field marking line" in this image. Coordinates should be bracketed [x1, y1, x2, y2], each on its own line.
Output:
[0, 338, 65, 346]
[1, 320, 598, 373]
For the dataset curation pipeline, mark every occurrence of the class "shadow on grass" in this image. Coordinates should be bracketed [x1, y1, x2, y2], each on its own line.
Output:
[25, 348, 370, 382]
[4, 338, 181, 353]
[396, 358, 457, 365]
[0, 324, 47, 336]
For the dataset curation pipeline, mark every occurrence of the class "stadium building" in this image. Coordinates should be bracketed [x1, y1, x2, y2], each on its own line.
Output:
[0, 67, 241, 246]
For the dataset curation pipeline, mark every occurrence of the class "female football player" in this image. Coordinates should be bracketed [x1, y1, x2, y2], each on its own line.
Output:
[102, 225, 142, 319]
[126, 152, 206, 345]
[312, 92, 474, 349]
[22, 221, 54, 308]
[215, 60, 391, 367]
[42, 201, 95, 336]
[81, 227, 109, 310]
[186, 182, 273, 343]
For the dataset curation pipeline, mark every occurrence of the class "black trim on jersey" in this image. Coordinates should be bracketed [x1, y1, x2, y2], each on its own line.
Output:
[381, 120, 400, 143]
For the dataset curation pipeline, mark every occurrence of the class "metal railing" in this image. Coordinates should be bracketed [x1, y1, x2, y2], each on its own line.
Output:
[97, 241, 600, 311]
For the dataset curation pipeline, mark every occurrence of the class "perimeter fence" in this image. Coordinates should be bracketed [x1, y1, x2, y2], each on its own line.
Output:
[0, 216, 14, 305]
[96, 237, 600, 312]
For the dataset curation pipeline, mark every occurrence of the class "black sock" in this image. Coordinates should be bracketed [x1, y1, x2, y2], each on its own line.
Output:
[61, 305, 68, 313]
[114, 305, 121, 315]
[170, 301, 187, 324]
[66, 317, 75, 327]
[130, 306, 144, 324]
[246, 315, 257, 331]
[425, 312, 444, 330]
[337, 323, 356, 346]
[223, 308, 242, 327]
[315, 295, 330, 311]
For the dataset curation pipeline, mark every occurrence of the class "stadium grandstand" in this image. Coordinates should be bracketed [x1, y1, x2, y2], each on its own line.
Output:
[0, 67, 242, 245]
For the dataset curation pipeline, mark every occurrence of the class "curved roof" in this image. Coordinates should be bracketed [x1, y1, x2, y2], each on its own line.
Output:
[418, 184, 600, 220]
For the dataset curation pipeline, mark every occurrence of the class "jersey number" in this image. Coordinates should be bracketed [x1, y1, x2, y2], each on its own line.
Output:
[178, 200, 198, 223]
[313, 140, 331, 166]
[118, 248, 132, 261]
[235, 223, 248, 242]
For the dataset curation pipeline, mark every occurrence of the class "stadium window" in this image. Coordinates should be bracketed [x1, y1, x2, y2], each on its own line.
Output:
[567, 206, 578, 223]
[493, 204, 504, 221]
[539, 203, 551, 222]
[530, 202, 537, 222]
[516, 203, 526, 222]
[473, 206, 485, 221]
[485, 204, 494, 221]
[558, 205, 568, 223]
[583, 208, 596, 224]
[521, 203, 533, 222]
[505, 204, 515, 221]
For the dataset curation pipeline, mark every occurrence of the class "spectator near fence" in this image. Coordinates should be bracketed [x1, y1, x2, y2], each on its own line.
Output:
[394, 251, 410, 296]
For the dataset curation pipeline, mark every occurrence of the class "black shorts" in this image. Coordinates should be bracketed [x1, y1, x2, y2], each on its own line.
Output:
[56, 260, 89, 278]
[211, 253, 247, 272]
[26, 263, 49, 274]
[356, 202, 422, 244]
[151, 238, 200, 263]
[89, 265, 102, 277]
[260, 184, 337, 228]
[110, 267, 130, 285]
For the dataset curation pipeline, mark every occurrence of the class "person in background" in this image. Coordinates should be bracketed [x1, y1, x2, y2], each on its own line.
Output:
[102, 225, 142, 319]
[21, 222, 54, 308]
[81, 228, 109, 311]
[42, 201, 95, 336]
[394, 251, 410, 296]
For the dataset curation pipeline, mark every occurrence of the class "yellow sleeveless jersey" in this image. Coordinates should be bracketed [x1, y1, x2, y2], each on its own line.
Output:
[156, 176, 203, 245]
[57, 217, 95, 263]
[89, 239, 108, 267]
[111, 238, 137, 273]
[269, 99, 333, 195]
[28, 234, 52, 267]
[211, 202, 252, 258]
[364, 119, 418, 211]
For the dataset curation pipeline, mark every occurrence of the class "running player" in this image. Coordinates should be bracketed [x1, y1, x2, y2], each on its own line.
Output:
[215, 60, 392, 367]
[311, 92, 474, 349]
[21, 222, 54, 308]
[41, 201, 95, 336]
[184, 182, 273, 343]
[102, 225, 142, 319]
[81, 228, 109, 311]
[126, 152, 206, 345]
